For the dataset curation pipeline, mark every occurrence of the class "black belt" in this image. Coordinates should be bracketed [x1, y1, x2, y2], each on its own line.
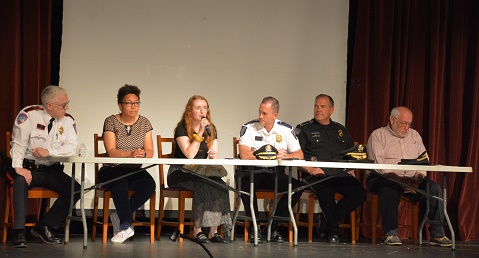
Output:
[22, 159, 61, 171]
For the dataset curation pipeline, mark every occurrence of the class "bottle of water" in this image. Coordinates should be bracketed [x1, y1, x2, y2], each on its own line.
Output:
[78, 143, 87, 157]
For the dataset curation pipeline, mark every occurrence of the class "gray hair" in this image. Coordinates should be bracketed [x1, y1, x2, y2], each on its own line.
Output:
[41, 85, 67, 106]
[390, 106, 412, 119]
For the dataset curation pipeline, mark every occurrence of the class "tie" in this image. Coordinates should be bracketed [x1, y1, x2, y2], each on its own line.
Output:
[48, 118, 55, 133]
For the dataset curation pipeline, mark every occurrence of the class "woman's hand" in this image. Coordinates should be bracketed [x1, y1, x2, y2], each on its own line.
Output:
[207, 149, 217, 159]
[131, 148, 146, 158]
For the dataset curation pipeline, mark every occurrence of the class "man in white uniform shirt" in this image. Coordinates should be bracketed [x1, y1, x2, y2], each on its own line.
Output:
[238, 96, 304, 243]
[367, 106, 452, 247]
[9, 85, 80, 248]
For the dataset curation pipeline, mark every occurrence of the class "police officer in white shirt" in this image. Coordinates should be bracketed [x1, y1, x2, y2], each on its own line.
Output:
[9, 85, 80, 248]
[238, 96, 304, 243]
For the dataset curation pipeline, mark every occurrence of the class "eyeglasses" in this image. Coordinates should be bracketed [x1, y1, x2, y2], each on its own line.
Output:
[50, 101, 70, 109]
[192, 107, 209, 112]
[121, 101, 141, 107]
[398, 121, 413, 128]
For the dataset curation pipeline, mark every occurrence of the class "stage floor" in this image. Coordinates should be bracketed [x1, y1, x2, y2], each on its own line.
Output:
[1, 232, 478, 258]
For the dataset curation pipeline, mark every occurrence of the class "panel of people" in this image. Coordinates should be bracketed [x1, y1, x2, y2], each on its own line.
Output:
[8, 85, 452, 248]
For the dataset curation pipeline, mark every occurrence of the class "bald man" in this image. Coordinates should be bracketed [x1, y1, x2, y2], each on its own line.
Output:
[367, 106, 451, 247]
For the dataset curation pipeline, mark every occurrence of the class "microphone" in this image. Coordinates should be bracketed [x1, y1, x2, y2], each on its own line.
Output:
[201, 116, 211, 136]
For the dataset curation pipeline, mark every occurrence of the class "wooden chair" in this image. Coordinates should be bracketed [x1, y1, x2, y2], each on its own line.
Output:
[232, 137, 283, 242]
[2, 131, 59, 243]
[294, 171, 357, 243]
[91, 133, 156, 243]
[155, 135, 194, 242]
[356, 169, 419, 244]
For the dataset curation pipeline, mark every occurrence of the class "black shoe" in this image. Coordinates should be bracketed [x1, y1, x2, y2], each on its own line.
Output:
[195, 232, 211, 243]
[209, 233, 227, 243]
[31, 225, 62, 244]
[328, 234, 339, 244]
[249, 227, 263, 244]
[270, 230, 285, 243]
[13, 231, 28, 248]
[316, 212, 327, 239]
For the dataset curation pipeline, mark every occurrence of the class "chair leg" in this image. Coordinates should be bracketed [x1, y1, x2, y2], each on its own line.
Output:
[350, 209, 356, 244]
[149, 192, 156, 243]
[91, 195, 99, 241]
[307, 195, 315, 243]
[156, 193, 166, 240]
[2, 189, 11, 243]
[178, 197, 186, 243]
[102, 196, 110, 244]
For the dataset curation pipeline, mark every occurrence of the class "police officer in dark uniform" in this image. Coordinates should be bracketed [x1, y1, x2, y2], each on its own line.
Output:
[9, 85, 80, 248]
[295, 94, 366, 243]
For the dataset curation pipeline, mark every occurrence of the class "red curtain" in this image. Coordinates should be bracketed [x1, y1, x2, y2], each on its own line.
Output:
[0, 0, 53, 230]
[348, 0, 479, 240]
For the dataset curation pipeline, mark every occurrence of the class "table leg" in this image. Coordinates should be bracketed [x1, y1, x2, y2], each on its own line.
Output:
[81, 162, 87, 249]
[287, 167, 298, 246]
[442, 174, 455, 250]
[64, 163, 75, 244]
[250, 169, 258, 246]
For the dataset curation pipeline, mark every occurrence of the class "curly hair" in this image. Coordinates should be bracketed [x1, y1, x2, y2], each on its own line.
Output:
[117, 84, 141, 103]
[176, 95, 217, 149]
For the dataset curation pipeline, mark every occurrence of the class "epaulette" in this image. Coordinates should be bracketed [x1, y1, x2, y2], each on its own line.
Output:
[276, 120, 292, 129]
[244, 119, 259, 125]
[23, 106, 43, 113]
[297, 119, 314, 127]
[65, 113, 75, 120]
[332, 121, 348, 129]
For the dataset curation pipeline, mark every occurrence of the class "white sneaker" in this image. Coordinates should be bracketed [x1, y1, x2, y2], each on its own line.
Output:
[110, 212, 120, 236]
[111, 227, 134, 244]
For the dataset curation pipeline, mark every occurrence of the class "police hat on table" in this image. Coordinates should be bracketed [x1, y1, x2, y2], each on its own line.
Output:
[339, 144, 368, 160]
[253, 144, 278, 160]
[398, 151, 430, 165]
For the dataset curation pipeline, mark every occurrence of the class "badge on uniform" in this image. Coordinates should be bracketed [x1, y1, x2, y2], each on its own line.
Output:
[276, 134, 282, 143]
[59, 126, 64, 135]
[338, 129, 343, 138]
[37, 123, 45, 130]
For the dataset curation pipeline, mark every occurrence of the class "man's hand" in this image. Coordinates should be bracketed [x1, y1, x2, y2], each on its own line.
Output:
[308, 167, 325, 177]
[15, 167, 32, 185]
[276, 148, 288, 160]
[31, 147, 49, 158]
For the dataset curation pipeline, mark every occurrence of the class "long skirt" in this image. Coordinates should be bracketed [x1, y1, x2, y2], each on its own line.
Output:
[167, 167, 232, 237]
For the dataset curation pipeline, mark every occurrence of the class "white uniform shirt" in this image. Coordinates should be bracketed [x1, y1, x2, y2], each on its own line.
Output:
[239, 119, 301, 153]
[10, 105, 78, 168]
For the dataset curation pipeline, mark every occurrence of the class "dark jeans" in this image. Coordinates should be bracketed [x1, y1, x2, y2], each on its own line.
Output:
[367, 174, 445, 237]
[98, 166, 156, 230]
[236, 167, 303, 225]
[306, 175, 367, 236]
[12, 165, 80, 229]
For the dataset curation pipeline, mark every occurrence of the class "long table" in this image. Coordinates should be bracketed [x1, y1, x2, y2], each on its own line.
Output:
[50, 156, 472, 249]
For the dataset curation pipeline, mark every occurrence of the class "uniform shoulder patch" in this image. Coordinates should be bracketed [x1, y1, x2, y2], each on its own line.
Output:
[276, 120, 292, 129]
[65, 113, 75, 120]
[244, 119, 259, 126]
[240, 126, 247, 137]
[23, 105, 43, 113]
[16, 112, 28, 125]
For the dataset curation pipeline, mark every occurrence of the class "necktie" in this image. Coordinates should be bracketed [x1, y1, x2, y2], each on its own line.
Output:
[48, 118, 55, 133]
